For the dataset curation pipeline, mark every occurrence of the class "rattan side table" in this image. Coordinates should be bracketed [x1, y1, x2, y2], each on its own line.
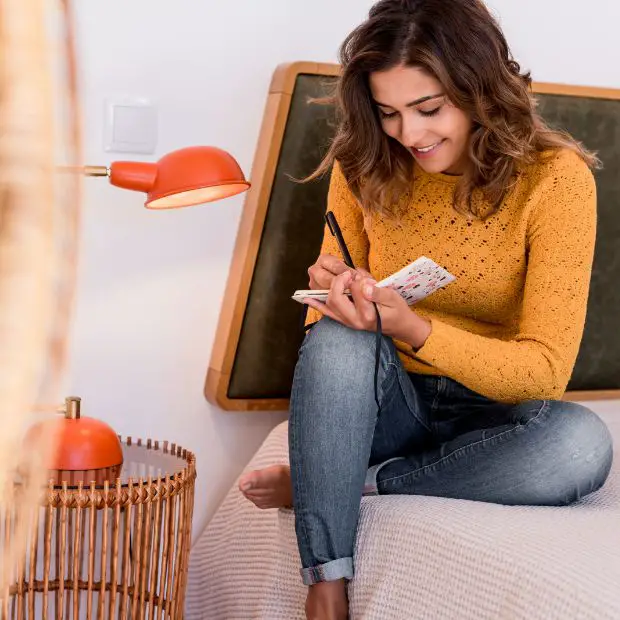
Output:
[6, 437, 196, 619]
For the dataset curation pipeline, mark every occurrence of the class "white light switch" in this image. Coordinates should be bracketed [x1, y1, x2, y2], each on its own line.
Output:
[104, 97, 158, 154]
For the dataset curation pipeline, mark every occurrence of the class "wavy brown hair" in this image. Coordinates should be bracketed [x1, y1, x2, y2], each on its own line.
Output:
[309, 0, 599, 218]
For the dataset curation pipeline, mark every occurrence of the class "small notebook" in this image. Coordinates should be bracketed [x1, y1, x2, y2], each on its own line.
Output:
[292, 256, 455, 305]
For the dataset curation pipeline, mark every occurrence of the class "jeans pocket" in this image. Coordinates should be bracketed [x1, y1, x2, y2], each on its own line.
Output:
[394, 366, 432, 433]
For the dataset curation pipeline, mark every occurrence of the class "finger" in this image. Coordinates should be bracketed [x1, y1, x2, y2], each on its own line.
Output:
[327, 271, 358, 324]
[355, 268, 373, 279]
[309, 255, 356, 289]
[309, 257, 353, 289]
[365, 282, 401, 307]
[318, 254, 352, 276]
[304, 298, 342, 323]
[349, 276, 378, 327]
[308, 264, 333, 289]
[308, 269, 324, 289]
[330, 269, 352, 296]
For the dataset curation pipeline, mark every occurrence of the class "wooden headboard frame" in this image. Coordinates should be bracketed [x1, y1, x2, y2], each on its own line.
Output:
[205, 61, 620, 411]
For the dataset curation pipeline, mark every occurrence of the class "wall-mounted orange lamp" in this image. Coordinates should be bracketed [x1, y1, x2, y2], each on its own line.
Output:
[83, 145, 250, 208]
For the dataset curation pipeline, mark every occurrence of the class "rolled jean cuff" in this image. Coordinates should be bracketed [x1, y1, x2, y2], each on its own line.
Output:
[300, 557, 353, 585]
[363, 457, 405, 495]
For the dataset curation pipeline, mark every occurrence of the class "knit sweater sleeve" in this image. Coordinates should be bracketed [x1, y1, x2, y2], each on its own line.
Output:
[414, 151, 597, 403]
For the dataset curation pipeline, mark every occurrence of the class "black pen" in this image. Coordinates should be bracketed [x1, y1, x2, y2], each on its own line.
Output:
[325, 211, 356, 269]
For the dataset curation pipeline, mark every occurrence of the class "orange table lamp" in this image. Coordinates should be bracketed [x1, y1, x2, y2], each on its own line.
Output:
[26, 396, 123, 486]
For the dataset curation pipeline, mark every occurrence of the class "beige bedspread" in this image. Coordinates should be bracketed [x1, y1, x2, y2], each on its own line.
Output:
[186, 411, 620, 619]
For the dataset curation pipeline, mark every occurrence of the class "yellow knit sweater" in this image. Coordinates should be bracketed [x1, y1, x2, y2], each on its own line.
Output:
[311, 149, 596, 403]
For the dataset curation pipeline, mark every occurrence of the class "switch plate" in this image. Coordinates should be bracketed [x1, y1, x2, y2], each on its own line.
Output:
[104, 97, 158, 154]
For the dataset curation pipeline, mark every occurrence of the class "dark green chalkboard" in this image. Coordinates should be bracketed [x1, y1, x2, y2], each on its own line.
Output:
[535, 94, 620, 391]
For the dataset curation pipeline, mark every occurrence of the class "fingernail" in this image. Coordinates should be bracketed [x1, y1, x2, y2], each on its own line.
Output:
[241, 482, 252, 491]
[365, 285, 374, 297]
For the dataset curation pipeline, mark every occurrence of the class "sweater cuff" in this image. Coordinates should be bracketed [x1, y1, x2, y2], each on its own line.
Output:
[414, 318, 456, 369]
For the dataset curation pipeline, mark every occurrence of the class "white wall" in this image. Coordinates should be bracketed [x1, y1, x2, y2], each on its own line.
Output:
[488, 0, 620, 88]
[67, 0, 377, 540]
[67, 0, 619, 541]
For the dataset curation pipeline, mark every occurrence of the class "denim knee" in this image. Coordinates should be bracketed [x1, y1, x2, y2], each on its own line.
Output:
[540, 401, 613, 503]
[300, 317, 391, 376]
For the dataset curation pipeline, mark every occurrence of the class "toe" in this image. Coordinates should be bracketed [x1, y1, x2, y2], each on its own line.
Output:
[253, 499, 274, 510]
[238, 473, 256, 492]
[244, 489, 270, 498]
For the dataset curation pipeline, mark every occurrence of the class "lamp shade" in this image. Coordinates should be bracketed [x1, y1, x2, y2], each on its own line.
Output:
[108, 146, 250, 209]
[25, 396, 123, 485]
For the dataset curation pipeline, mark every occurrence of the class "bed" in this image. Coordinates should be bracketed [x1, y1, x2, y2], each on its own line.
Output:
[190, 62, 620, 619]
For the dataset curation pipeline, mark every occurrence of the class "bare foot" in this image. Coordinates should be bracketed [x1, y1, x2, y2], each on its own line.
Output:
[238, 464, 293, 509]
[305, 580, 348, 620]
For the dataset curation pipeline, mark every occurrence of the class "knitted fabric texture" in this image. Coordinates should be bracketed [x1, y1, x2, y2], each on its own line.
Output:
[309, 149, 596, 403]
[186, 412, 620, 619]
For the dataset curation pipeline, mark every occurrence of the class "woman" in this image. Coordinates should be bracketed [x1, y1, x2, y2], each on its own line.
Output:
[240, 0, 613, 618]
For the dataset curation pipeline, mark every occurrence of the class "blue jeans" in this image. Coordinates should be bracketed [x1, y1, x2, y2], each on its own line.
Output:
[289, 318, 614, 585]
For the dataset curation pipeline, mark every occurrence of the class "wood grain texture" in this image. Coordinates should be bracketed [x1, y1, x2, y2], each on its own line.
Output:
[532, 82, 620, 100]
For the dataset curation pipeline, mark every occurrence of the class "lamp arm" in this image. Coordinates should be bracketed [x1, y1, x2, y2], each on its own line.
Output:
[57, 165, 110, 177]
[83, 165, 109, 177]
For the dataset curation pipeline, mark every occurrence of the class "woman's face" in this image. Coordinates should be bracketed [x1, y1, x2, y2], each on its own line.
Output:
[369, 64, 472, 175]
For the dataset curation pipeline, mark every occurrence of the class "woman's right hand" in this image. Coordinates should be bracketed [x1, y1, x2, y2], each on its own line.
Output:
[308, 254, 355, 290]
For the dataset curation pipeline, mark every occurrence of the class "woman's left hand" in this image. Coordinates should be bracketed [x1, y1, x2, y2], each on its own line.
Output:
[304, 271, 432, 349]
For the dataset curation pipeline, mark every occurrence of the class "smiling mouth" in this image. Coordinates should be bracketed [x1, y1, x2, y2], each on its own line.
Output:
[411, 140, 444, 154]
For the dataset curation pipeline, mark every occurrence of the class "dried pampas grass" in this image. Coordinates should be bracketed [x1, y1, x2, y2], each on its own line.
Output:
[0, 0, 80, 602]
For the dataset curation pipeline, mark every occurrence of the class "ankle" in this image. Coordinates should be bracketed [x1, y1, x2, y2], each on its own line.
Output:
[305, 579, 348, 620]
[310, 579, 346, 594]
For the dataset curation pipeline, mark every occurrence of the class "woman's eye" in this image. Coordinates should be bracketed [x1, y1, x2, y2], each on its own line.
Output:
[378, 109, 398, 119]
[419, 107, 441, 117]
[378, 105, 442, 119]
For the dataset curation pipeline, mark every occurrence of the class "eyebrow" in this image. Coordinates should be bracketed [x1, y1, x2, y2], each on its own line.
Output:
[372, 93, 444, 109]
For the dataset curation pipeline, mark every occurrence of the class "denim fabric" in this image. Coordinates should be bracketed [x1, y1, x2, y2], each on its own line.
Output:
[289, 318, 614, 585]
